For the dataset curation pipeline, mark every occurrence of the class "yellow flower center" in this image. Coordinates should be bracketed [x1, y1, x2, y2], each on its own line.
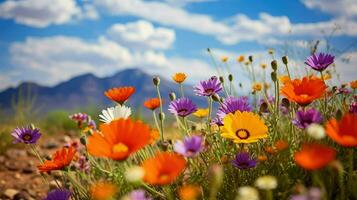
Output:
[300, 94, 309, 99]
[235, 129, 250, 140]
[112, 143, 129, 153]
[159, 174, 169, 182]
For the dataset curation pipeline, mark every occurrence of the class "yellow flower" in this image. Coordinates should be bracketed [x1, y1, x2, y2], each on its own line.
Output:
[260, 63, 267, 69]
[179, 185, 201, 200]
[252, 83, 263, 92]
[237, 55, 245, 63]
[221, 111, 268, 143]
[193, 108, 209, 118]
[172, 73, 187, 84]
[221, 56, 229, 63]
[350, 80, 357, 89]
[278, 75, 291, 84]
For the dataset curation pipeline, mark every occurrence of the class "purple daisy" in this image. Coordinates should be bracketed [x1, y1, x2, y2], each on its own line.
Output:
[211, 117, 224, 126]
[43, 189, 71, 200]
[128, 189, 152, 200]
[292, 108, 323, 129]
[194, 76, 222, 96]
[232, 152, 257, 170]
[305, 53, 334, 72]
[174, 135, 203, 157]
[214, 96, 252, 125]
[11, 126, 41, 144]
[168, 97, 197, 117]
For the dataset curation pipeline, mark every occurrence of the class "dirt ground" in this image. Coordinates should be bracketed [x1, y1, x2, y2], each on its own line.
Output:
[0, 135, 73, 200]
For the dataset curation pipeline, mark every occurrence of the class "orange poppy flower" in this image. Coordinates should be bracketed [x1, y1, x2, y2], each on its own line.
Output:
[325, 113, 357, 147]
[149, 129, 160, 144]
[90, 182, 117, 200]
[264, 146, 276, 154]
[281, 77, 327, 106]
[144, 98, 161, 110]
[104, 86, 135, 104]
[274, 140, 289, 151]
[172, 73, 187, 84]
[38, 146, 76, 172]
[294, 143, 336, 170]
[179, 185, 201, 200]
[258, 155, 268, 162]
[142, 152, 186, 185]
[87, 118, 151, 160]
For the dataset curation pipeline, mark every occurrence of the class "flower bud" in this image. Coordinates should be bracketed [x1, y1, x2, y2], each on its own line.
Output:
[153, 76, 160, 86]
[271, 60, 278, 71]
[259, 102, 268, 114]
[158, 141, 169, 151]
[212, 93, 221, 102]
[159, 112, 165, 121]
[228, 74, 233, 82]
[169, 92, 176, 101]
[282, 56, 288, 65]
[271, 72, 277, 82]
[219, 76, 224, 83]
[248, 55, 253, 63]
[80, 136, 87, 145]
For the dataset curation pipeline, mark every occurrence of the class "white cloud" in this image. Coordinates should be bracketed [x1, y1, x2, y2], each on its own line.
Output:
[164, 0, 215, 7]
[94, 0, 230, 39]
[107, 20, 175, 50]
[1, 34, 215, 90]
[0, 0, 98, 28]
[301, 0, 357, 18]
[333, 52, 357, 83]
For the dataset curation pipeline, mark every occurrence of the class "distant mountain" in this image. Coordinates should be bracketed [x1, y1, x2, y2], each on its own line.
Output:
[0, 68, 205, 114]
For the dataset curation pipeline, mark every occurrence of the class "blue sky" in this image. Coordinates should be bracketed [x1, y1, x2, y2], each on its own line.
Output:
[0, 0, 356, 90]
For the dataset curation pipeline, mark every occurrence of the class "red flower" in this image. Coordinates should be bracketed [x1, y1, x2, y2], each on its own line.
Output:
[294, 143, 336, 170]
[38, 146, 76, 172]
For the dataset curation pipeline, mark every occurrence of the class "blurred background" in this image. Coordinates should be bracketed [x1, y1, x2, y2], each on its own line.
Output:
[0, 0, 356, 151]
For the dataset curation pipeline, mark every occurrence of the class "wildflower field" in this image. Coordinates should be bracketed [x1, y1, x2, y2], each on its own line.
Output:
[6, 51, 357, 200]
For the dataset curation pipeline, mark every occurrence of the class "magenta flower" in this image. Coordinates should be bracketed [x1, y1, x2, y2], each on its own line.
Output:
[305, 53, 334, 72]
[232, 152, 257, 170]
[194, 76, 222, 96]
[292, 108, 323, 129]
[11, 126, 41, 144]
[174, 135, 203, 157]
[128, 189, 152, 200]
[44, 189, 71, 200]
[213, 96, 252, 126]
[168, 97, 197, 117]
[69, 112, 88, 122]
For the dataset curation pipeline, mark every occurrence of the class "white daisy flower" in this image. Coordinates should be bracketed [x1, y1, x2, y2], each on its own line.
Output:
[99, 105, 131, 124]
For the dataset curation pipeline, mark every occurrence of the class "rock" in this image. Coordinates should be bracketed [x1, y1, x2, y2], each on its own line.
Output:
[0, 155, 5, 163]
[5, 149, 27, 158]
[14, 191, 32, 200]
[3, 189, 19, 199]
[15, 173, 22, 179]
[43, 141, 59, 149]
[5, 161, 20, 171]
[61, 135, 72, 143]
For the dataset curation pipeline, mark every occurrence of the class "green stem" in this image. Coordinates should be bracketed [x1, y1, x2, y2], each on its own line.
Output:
[284, 63, 291, 80]
[152, 110, 160, 132]
[142, 183, 165, 198]
[156, 85, 165, 142]
[179, 83, 185, 98]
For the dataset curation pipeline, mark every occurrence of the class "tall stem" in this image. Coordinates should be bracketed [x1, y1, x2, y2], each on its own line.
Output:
[156, 85, 165, 142]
